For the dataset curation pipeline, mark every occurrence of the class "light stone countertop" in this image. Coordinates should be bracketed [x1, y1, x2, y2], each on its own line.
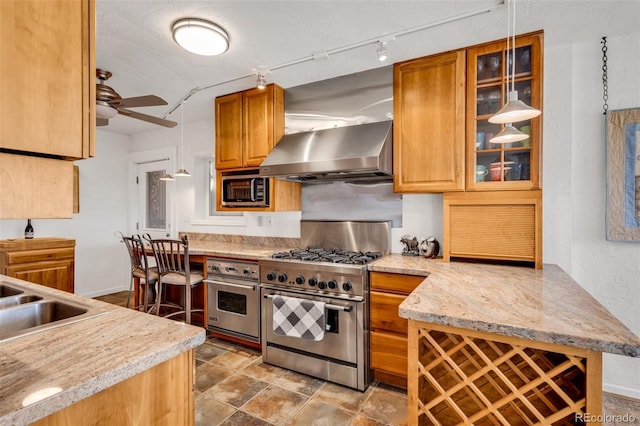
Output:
[369, 254, 640, 357]
[0, 275, 205, 426]
[187, 241, 285, 260]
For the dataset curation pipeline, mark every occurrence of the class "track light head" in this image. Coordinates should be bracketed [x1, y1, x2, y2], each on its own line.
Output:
[376, 41, 388, 62]
[256, 73, 267, 90]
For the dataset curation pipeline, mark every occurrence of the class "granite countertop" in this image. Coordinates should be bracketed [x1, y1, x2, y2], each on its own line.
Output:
[369, 254, 640, 357]
[0, 275, 205, 426]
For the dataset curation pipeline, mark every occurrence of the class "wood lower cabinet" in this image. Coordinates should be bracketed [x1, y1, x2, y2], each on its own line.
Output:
[32, 350, 196, 426]
[393, 49, 466, 193]
[0, 238, 75, 293]
[370, 271, 426, 388]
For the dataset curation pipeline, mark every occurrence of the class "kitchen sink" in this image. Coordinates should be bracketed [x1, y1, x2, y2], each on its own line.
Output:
[0, 284, 24, 298]
[0, 281, 107, 343]
[0, 294, 43, 309]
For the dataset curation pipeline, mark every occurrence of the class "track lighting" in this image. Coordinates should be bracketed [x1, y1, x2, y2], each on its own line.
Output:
[256, 73, 267, 90]
[376, 41, 388, 62]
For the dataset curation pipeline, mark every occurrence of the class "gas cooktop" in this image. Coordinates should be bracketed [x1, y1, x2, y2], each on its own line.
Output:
[271, 248, 383, 265]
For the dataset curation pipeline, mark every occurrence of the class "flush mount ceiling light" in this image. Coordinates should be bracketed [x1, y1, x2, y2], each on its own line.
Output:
[256, 73, 267, 90]
[489, 0, 540, 127]
[376, 41, 388, 62]
[171, 18, 229, 56]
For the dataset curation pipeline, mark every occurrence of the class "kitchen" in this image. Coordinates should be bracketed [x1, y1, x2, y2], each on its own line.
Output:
[1, 0, 640, 425]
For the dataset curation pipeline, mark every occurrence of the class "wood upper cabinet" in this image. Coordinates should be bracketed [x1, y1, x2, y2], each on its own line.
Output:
[370, 271, 425, 388]
[0, 0, 95, 219]
[466, 31, 543, 191]
[393, 50, 466, 193]
[215, 84, 284, 170]
[0, 238, 75, 293]
[0, 0, 95, 159]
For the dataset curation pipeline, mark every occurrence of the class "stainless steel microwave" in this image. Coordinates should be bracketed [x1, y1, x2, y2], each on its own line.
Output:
[220, 171, 269, 208]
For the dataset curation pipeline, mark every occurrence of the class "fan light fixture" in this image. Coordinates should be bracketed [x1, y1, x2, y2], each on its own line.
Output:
[376, 41, 388, 62]
[174, 100, 191, 177]
[96, 102, 117, 119]
[256, 73, 267, 90]
[172, 18, 229, 56]
[488, 0, 540, 130]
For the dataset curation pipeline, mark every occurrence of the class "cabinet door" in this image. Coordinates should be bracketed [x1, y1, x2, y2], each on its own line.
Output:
[393, 50, 466, 193]
[466, 32, 542, 191]
[243, 84, 284, 167]
[0, 0, 94, 159]
[371, 331, 408, 382]
[215, 92, 244, 170]
[371, 291, 408, 334]
[7, 260, 74, 292]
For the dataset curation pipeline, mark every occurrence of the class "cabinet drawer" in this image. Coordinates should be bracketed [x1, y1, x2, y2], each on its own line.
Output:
[6, 248, 75, 265]
[370, 271, 424, 294]
[371, 331, 408, 377]
[371, 291, 408, 335]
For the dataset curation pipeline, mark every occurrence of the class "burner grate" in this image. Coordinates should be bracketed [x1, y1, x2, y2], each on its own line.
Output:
[271, 248, 383, 264]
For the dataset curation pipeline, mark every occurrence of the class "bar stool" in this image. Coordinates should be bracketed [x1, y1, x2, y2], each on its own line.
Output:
[116, 232, 158, 312]
[145, 234, 204, 324]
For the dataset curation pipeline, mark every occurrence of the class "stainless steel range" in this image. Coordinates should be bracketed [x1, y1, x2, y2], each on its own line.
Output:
[260, 220, 390, 391]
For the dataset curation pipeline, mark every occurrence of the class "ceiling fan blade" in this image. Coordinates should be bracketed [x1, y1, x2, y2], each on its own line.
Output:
[96, 118, 109, 126]
[117, 108, 177, 128]
[113, 95, 168, 108]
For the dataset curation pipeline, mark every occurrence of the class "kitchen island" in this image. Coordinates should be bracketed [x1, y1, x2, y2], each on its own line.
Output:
[369, 256, 640, 425]
[0, 275, 205, 426]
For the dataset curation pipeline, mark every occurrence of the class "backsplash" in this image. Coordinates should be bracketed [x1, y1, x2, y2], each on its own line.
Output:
[181, 232, 301, 249]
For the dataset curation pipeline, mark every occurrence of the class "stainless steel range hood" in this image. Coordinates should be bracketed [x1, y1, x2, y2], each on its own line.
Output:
[259, 121, 392, 182]
[260, 66, 393, 183]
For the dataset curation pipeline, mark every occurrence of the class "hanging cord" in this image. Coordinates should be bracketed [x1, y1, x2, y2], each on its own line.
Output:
[601, 36, 608, 115]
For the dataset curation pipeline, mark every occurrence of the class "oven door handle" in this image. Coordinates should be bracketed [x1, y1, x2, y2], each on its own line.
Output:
[263, 294, 353, 312]
[204, 279, 256, 291]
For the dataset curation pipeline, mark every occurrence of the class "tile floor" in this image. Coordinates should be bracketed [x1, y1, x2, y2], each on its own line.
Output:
[96, 291, 640, 426]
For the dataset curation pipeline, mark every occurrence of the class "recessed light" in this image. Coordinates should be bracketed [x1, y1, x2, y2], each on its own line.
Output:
[171, 18, 229, 56]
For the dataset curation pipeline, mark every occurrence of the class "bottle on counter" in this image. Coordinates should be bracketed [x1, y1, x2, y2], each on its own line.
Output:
[24, 219, 34, 239]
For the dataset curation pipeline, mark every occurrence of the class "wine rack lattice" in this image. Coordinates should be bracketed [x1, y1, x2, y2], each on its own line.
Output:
[414, 327, 591, 426]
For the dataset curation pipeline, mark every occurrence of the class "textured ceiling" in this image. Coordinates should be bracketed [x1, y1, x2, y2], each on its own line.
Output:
[96, 0, 639, 135]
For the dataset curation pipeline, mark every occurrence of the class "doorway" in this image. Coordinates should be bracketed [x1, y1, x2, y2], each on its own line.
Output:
[132, 158, 174, 239]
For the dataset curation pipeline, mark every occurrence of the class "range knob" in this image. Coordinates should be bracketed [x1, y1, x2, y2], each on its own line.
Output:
[211, 265, 220, 271]
[243, 268, 251, 275]
[295, 276, 305, 285]
[327, 279, 337, 289]
[266, 272, 276, 281]
[278, 273, 288, 283]
[342, 281, 352, 291]
[317, 280, 327, 289]
[308, 277, 317, 287]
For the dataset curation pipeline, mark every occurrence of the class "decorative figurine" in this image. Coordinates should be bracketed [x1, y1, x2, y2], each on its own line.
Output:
[400, 234, 420, 256]
[419, 236, 440, 258]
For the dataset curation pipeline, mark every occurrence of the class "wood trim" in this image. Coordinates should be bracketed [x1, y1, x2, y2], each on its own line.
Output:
[83, 0, 96, 158]
[73, 165, 80, 213]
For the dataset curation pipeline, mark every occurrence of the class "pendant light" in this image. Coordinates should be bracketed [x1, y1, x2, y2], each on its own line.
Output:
[174, 100, 191, 177]
[489, 0, 540, 141]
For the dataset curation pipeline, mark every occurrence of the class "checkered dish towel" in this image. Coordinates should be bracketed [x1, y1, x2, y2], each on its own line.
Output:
[272, 295, 326, 341]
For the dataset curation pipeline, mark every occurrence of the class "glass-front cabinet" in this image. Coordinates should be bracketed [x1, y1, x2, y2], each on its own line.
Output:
[465, 31, 543, 191]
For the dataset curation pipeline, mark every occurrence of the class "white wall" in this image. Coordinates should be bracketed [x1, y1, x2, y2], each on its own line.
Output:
[0, 131, 131, 297]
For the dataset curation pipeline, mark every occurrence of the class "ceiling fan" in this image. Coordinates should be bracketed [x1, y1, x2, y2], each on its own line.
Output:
[95, 69, 177, 128]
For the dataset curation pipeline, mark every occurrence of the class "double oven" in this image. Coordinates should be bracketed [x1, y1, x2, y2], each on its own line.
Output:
[204, 221, 390, 391]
